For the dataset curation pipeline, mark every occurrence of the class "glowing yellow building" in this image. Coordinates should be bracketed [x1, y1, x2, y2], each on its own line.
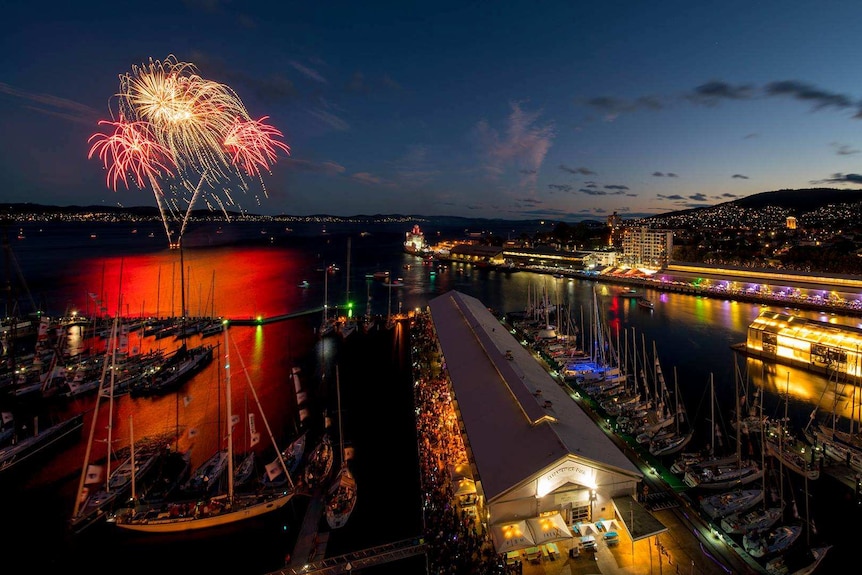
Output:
[743, 310, 862, 380]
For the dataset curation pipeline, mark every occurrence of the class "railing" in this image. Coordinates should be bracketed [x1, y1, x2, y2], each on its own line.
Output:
[269, 537, 427, 575]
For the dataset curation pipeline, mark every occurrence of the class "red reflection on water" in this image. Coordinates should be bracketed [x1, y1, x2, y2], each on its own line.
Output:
[606, 295, 622, 335]
[65, 247, 311, 318]
[30, 247, 320, 490]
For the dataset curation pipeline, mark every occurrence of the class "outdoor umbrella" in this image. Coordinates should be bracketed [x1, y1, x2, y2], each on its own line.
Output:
[491, 519, 536, 554]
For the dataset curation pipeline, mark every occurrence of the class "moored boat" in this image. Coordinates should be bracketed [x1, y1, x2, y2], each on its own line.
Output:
[0, 412, 84, 475]
[403, 224, 431, 256]
[304, 433, 334, 489]
[720, 505, 784, 536]
[108, 325, 295, 533]
[742, 524, 802, 558]
[765, 544, 832, 575]
[700, 488, 764, 520]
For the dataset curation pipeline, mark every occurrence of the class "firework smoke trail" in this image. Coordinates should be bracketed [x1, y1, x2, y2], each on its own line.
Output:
[89, 55, 290, 246]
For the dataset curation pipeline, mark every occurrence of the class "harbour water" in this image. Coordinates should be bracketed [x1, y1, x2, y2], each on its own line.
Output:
[2, 219, 859, 574]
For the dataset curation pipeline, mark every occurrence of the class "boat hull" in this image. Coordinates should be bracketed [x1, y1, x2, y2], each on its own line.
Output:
[112, 491, 293, 533]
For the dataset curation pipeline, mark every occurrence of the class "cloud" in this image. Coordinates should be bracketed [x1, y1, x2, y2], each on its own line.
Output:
[283, 158, 346, 175]
[582, 78, 862, 123]
[345, 72, 369, 94]
[0, 82, 99, 124]
[346, 71, 403, 94]
[392, 145, 439, 186]
[351, 172, 384, 185]
[187, 51, 297, 102]
[289, 61, 327, 84]
[308, 106, 350, 131]
[382, 75, 402, 91]
[744, 133, 759, 139]
[687, 81, 755, 106]
[559, 164, 596, 176]
[518, 197, 543, 206]
[604, 184, 629, 191]
[475, 101, 555, 189]
[831, 142, 860, 156]
[720, 192, 740, 199]
[548, 184, 573, 193]
[765, 80, 855, 112]
[182, 0, 226, 12]
[520, 169, 537, 175]
[688, 193, 708, 201]
[583, 95, 663, 121]
[652, 172, 679, 178]
[657, 194, 685, 200]
[579, 188, 609, 196]
[819, 173, 862, 185]
[732, 174, 749, 179]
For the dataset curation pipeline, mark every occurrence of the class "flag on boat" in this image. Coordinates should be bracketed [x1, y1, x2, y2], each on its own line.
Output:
[231, 414, 240, 427]
[265, 458, 283, 480]
[183, 395, 192, 407]
[1, 412, 12, 424]
[84, 464, 104, 485]
[119, 325, 130, 352]
[249, 414, 260, 446]
[188, 427, 199, 439]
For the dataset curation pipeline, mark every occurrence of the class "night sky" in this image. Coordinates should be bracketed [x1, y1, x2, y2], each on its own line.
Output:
[3, 1, 862, 220]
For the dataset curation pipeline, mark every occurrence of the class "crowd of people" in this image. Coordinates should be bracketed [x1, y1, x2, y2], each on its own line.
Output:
[411, 313, 509, 575]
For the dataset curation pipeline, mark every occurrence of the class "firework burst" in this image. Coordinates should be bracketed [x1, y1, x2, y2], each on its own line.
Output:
[224, 116, 291, 179]
[89, 54, 290, 246]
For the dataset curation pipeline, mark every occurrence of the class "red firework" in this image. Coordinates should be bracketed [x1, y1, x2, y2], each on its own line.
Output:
[223, 116, 291, 177]
[88, 117, 176, 191]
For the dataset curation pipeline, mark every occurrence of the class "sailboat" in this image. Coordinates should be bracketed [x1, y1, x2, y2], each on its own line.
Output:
[804, 364, 862, 473]
[109, 323, 295, 532]
[325, 366, 357, 529]
[743, 524, 803, 559]
[721, 392, 784, 536]
[304, 425, 334, 490]
[685, 373, 763, 490]
[765, 545, 832, 575]
[70, 294, 164, 533]
[765, 374, 820, 481]
[649, 366, 694, 456]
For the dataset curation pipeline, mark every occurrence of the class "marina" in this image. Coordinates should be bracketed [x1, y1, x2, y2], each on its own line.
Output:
[1, 220, 859, 574]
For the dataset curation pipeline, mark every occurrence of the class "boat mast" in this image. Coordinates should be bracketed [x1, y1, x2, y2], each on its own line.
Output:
[129, 415, 137, 503]
[224, 323, 234, 502]
[345, 238, 351, 319]
[322, 264, 329, 332]
[710, 373, 715, 456]
[72, 260, 123, 519]
[231, 327, 295, 489]
[336, 365, 344, 467]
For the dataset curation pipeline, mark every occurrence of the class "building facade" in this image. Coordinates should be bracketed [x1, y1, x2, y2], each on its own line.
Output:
[621, 227, 673, 269]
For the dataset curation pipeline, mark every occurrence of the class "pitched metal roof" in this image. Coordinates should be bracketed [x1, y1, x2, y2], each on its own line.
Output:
[427, 290, 642, 503]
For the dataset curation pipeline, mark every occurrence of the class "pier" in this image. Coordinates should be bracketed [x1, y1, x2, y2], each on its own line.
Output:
[272, 538, 427, 575]
[227, 306, 324, 326]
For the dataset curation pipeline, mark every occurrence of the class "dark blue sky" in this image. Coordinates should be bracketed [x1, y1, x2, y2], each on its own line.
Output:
[3, 1, 862, 219]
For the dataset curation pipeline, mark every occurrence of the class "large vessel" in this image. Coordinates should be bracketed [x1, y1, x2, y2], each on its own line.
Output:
[403, 224, 432, 256]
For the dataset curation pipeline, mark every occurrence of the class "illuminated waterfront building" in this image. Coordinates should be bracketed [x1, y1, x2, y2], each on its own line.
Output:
[621, 227, 673, 270]
[742, 310, 862, 381]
